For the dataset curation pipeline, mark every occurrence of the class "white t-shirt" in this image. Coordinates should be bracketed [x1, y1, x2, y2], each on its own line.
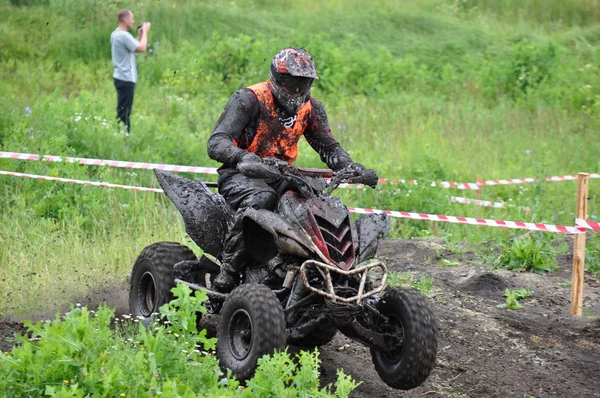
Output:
[110, 29, 140, 83]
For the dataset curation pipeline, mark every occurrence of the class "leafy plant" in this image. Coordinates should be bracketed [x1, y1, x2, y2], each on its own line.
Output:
[498, 288, 534, 310]
[495, 234, 558, 273]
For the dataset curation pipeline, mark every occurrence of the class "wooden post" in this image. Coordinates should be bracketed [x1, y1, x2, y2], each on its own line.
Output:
[476, 174, 482, 200]
[571, 172, 589, 316]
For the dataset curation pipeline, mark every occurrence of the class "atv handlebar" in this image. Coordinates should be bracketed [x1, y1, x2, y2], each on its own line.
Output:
[236, 157, 378, 196]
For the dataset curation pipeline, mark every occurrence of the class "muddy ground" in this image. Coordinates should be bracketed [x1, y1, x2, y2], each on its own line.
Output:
[1, 237, 599, 397]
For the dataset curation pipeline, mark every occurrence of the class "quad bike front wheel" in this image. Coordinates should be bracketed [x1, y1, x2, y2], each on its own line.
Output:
[217, 283, 286, 382]
[129, 242, 196, 326]
[370, 287, 438, 390]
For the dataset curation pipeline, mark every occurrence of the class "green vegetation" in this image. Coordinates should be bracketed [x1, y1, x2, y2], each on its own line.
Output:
[387, 271, 435, 297]
[498, 287, 534, 310]
[494, 233, 566, 273]
[0, 284, 358, 397]
[1, 0, 600, 315]
[585, 234, 600, 278]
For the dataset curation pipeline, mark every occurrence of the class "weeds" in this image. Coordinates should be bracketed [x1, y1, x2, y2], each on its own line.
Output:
[498, 288, 534, 310]
[495, 234, 559, 274]
[0, 284, 357, 397]
[438, 258, 461, 267]
[388, 271, 435, 297]
[585, 235, 600, 279]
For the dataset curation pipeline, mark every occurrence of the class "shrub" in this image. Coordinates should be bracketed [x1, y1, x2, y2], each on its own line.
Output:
[0, 284, 357, 397]
[496, 233, 558, 273]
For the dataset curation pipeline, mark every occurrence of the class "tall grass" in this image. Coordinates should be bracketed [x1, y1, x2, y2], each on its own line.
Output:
[1, 0, 600, 316]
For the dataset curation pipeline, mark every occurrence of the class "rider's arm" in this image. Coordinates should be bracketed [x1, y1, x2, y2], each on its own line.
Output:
[304, 98, 353, 171]
[207, 90, 259, 167]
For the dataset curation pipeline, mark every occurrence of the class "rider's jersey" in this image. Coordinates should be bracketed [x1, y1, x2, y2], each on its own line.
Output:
[240, 81, 311, 164]
[207, 80, 352, 171]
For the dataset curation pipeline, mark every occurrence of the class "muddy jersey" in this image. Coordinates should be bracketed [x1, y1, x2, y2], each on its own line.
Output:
[207, 80, 352, 171]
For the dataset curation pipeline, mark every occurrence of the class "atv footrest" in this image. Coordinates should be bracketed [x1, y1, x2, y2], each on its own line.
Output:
[299, 260, 387, 304]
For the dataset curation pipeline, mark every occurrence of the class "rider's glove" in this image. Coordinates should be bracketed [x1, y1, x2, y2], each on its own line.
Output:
[351, 163, 379, 188]
[333, 162, 363, 177]
[239, 152, 263, 167]
[349, 162, 366, 173]
[362, 168, 379, 188]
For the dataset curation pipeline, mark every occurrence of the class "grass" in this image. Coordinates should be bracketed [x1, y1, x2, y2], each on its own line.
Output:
[1, 0, 600, 316]
[387, 271, 435, 297]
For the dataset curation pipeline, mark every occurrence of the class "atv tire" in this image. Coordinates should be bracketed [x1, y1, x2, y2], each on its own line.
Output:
[129, 242, 196, 326]
[370, 287, 437, 390]
[217, 283, 286, 382]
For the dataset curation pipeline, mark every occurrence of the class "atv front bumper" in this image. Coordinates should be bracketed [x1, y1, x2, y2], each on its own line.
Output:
[299, 260, 387, 304]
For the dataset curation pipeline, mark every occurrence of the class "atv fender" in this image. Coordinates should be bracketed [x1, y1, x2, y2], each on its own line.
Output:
[354, 213, 389, 263]
[242, 208, 320, 264]
[154, 169, 234, 257]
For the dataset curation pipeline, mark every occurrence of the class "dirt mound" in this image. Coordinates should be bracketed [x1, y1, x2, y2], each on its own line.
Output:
[456, 271, 512, 298]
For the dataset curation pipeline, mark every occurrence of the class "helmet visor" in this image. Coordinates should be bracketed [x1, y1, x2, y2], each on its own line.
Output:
[275, 74, 313, 95]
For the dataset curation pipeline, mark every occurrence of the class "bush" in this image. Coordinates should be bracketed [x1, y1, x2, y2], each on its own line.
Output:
[495, 233, 558, 273]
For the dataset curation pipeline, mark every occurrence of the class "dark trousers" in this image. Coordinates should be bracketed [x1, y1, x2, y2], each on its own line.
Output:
[114, 78, 135, 133]
[217, 169, 291, 273]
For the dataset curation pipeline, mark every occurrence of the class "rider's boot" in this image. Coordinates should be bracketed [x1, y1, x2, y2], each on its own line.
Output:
[213, 263, 239, 293]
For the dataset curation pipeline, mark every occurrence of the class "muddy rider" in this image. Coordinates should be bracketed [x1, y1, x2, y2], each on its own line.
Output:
[207, 47, 377, 292]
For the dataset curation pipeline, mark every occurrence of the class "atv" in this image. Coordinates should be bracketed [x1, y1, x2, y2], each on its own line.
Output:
[129, 158, 437, 390]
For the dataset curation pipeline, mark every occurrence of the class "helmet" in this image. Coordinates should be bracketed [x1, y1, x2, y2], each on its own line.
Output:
[269, 48, 318, 114]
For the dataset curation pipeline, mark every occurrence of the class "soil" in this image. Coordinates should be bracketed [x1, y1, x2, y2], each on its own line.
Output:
[1, 237, 599, 397]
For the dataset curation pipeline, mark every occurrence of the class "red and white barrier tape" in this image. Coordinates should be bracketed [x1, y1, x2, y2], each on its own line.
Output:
[0, 170, 164, 193]
[479, 177, 537, 186]
[2, 151, 599, 190]
[348, 207, 585, 234]
[0, 151, 219, 175]
[438, 181, 480, 190]
[450, 196, 531, 212]
[546, 174, 600, 182]
[0, 169, 585, 234]
[576, 218, 600, 231]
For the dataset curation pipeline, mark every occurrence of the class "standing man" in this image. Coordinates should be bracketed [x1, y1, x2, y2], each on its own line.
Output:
[110, 9, 151, 135]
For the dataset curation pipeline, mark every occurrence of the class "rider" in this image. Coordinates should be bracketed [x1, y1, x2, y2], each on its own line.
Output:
[207, 47, 376, 292]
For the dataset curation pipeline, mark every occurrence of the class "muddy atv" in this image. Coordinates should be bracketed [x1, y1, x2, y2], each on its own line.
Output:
[129, 159, 438, 390]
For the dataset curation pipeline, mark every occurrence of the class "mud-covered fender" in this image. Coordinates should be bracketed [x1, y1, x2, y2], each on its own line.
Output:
[154, 169, 234, 257]
[354, 213, 389, 264]
[242, 208, 319, 264]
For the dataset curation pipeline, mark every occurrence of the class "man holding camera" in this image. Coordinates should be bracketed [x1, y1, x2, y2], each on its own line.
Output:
[110, 9, 151, 135]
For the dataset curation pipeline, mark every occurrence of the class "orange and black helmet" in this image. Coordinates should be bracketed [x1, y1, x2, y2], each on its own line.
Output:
[271, 47, 318, 79]
[269, 48, 318, 114]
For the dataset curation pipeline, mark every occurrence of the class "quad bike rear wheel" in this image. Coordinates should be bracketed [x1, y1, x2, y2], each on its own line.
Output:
[370, 287, 437, 390]
[217, 283, 286, 381]
[129, 242, 196, 326]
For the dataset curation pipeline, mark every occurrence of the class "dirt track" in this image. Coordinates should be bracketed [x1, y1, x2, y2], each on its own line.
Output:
[2, 237, 599, 397]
